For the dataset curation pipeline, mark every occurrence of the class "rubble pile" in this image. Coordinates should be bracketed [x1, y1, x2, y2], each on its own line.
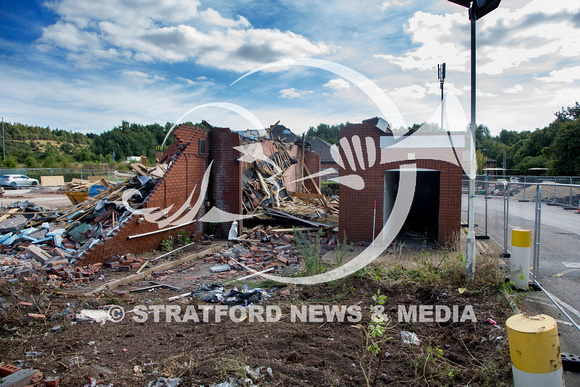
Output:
[0, 164, 167, 285]
[241, 138, 338, 227]
[241, 139, 295, 212]
[203, 225, 339, 279]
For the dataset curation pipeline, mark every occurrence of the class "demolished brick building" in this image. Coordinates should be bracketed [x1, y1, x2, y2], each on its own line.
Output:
[78, 124, 320, 265]
[338, 118, 463, 245]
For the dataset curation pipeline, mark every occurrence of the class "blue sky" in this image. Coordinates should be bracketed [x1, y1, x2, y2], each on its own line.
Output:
[0, 0, 579, 136]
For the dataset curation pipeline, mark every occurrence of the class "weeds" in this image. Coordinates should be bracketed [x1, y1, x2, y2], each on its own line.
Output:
[218, 357, 248, 380]
[103, 290, 125, 306]
[332, 232, 351, 267]
[358, 290, 393, 387]
[380, 244, 503, 288]
[293, 227, 324, 276]
[160, 236, 174, 252]
[179, 230, 192, 245]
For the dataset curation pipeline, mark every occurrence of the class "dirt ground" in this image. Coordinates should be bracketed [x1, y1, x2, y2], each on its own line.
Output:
[0, 237, 513, 387]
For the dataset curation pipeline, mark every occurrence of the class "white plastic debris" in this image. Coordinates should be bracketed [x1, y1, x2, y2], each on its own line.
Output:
[228, 220, 238, 240]
[400, 331, 420, 346]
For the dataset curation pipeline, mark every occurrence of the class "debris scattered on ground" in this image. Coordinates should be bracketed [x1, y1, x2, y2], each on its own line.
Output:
[400, 331, 420, 346]
[191, 283, 267, 306]
[0, 164, 175, 286]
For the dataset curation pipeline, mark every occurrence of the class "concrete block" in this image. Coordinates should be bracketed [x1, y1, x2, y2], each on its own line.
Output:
[0, 369, 37, 387]
[25, 245, 51, 264]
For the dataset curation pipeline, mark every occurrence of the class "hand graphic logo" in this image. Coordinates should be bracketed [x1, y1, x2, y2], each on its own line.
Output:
[122, 58, 473, 285]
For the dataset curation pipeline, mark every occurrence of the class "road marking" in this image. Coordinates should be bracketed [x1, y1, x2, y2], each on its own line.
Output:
[562, 262, 580, 269]
[525, 298, 557, 309]
[556, 319, 574, 327]
[543, 290, 580, 319]
[553, 269, 579, 278]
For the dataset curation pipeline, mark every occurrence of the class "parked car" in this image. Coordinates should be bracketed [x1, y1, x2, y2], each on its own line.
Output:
[0, 174, 39, 187]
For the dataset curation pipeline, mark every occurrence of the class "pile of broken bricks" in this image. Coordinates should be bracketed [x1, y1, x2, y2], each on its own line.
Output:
[202, 226, 340, 279]
[0, 164, 168, 287]
[1, 250, 151, 289]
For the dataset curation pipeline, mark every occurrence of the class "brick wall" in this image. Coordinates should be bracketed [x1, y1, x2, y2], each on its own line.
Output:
[339, 122, 462, 245]
[209, 127, 242, 238]
[78, 124, 215, 265]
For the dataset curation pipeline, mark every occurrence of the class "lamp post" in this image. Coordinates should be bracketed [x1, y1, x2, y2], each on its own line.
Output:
[448, 0, 501, 278]
[438, 63, 446, 131]
[1, 116, 4, 162]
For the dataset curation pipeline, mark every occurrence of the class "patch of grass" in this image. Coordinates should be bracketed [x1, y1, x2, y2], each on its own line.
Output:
[379, 244, 503, 289]
[103, 290, 125, 306]
[218, 356, 248, 381]
[332, 232, 351, 267]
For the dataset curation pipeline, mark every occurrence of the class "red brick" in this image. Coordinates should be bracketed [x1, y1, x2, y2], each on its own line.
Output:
[0, 364, 21, 377]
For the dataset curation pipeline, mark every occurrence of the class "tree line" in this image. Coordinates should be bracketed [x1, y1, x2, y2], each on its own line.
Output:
[0, 121, 175, 169]
[307, 102, 580, 176]
[2, 102, 579, 175]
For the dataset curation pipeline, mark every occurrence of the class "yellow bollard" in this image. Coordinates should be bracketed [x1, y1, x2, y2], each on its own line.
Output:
[506, 314, 564, 386]
[511, 229, 531, 290]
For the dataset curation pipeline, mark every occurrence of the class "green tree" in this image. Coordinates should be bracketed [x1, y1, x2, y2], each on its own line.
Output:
[24, 156, 38, 168]
[4, 156, 18, 168]
[306, 123, 346, 144]
[476, 149, 487, 175]
[550, 119, 580, 175]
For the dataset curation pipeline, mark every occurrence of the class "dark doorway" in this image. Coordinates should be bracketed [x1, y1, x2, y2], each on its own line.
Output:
[384, 169, 440, 243]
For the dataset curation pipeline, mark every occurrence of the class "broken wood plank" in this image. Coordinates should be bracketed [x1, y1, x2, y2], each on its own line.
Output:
[0, 208, 19, 222]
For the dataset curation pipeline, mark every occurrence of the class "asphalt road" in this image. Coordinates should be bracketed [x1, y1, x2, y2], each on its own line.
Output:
[463, 194, 580, 382]
[0, 186, 72, 209]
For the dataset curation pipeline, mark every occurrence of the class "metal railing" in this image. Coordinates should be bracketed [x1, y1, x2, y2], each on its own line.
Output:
[0, 167, 129, 184]
[463, 176, 580, 331]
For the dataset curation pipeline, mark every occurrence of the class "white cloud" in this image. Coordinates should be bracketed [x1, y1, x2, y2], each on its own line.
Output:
[323, 78, 351, 90]
[0, 65, 215, 133]
[551, 87, 580, 110]
[538, 66, 580, 83]
[123, 71, 165, 85]
[391, 84, 427, 100]
[177, 76, 196, 85]
[38, 0, 332, 72]
[503, 84, 523, 94]
[376, 2, 580, 76]
[279, 88, 314, 99]
[381, 1, 410, 12]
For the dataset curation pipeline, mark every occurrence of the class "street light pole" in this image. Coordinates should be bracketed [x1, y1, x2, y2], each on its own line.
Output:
[466, 8, 477, 278]
[1, 117, 4, 162]
[448, 0, 501, 279]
